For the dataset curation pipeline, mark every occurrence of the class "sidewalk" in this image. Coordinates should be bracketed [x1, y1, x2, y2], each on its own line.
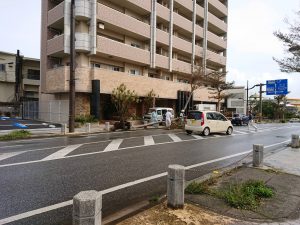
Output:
[116, 146, 300, 225]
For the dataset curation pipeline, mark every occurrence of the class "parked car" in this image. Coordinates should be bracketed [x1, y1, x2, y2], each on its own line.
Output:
[185, 110, 233, 136]
[143, 107, 174, 123]
[231, 113, 249, 126]
[289, 118, 300, 123]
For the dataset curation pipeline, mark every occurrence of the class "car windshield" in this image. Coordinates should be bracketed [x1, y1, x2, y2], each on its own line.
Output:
[187, 111, 202, 120]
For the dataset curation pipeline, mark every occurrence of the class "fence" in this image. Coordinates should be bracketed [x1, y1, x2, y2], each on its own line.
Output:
[23, 100, 69, 123]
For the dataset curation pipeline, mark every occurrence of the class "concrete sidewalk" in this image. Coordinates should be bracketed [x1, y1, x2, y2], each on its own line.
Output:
[117, 146, 300, 225]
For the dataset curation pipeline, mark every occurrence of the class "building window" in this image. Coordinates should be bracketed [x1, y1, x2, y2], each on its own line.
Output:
[91, 63, 101, 68]
[130, 69, 140, 75]
[0, 64, 5, 72]
[165, 76, 170, 80]
[27, 69, 40, 80]
[131, 43, 141, 48]
[112, 66, 120, 71]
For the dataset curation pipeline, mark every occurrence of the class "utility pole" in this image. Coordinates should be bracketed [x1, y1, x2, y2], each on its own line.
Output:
[69, 0, 76, 133]
[246, 80, 249, 115]
[15, 50, 23, 116]
[259, 83, 265, 123]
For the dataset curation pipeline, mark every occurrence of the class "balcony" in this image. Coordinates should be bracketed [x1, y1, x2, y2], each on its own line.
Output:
[156, 29, 169, 46]
[173, 59, 191, 74]
[208, 12, 227, 33]
[97, 3, 150, 39]
[97, 36, 150, 65]
[48, 1, 64, 26]
[156, 3, 169, 22]
[209, 0, 228, 17]
[173, 13, 193, 33]
[23, 79, 40, 86]
[126, 0, 151, 12]
[173, 36, 192, 54]
[174, 0, 193, 12]
[156, 54, 169, 70]
[195, 45, 226, 66]
[47, 34, 64, 55]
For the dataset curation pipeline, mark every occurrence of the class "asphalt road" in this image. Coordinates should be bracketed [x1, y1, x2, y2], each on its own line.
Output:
[0, 123, 299, 225]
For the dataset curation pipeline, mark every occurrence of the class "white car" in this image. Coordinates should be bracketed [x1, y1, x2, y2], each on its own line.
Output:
[289, 118, 300, 123]
[143, 107, 174, 122]
[185, 110, 233, 136]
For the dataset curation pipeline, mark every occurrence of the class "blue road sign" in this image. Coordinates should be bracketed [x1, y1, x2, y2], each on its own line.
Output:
[266, 79, 288, 95]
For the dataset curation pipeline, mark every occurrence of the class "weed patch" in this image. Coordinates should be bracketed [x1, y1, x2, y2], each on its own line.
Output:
[218, 180, 274, 210]
[0, 130, 31, 141]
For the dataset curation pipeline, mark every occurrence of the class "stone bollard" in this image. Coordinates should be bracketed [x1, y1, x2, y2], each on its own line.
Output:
[167, 164, 185, 209]
[85, 123, 91, 133]
[253, 144, 264, 167]
[61, 123, 67, 135]
[73, 190, 102, 225]
[105, 122, 110, 132]
[144, 121, 148, 129]
[291, 134, 300, 148]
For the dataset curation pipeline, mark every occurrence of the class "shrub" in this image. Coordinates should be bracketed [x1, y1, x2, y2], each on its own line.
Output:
[0, 130, 31, 141]
[75, 115, 98, 125]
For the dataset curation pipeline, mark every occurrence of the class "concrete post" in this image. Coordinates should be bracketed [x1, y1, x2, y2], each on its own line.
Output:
[144, 121, 148, 129]
[73, 190, 102, 225]
[291, 134, 300, 148]
[105, 122, 110, 132]
[253, 144, 264, 167]
[61, 123, 67, 135]
[85, 123, 91, 133]
[167, 164, 185, 209]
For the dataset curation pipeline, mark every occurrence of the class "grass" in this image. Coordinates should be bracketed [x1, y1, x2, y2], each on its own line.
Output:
[149, 195, 160, 204]
[0, 130, 31, 141]
[185, 177, 218, 195]
[218, 180, 274, 210]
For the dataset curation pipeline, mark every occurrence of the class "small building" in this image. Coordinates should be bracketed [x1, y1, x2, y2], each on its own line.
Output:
[0, 51, 40, 116]
[225, 86, 246, 115]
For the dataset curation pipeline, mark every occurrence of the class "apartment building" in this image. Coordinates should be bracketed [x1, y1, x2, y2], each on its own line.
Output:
[0, 51, 40, 114]
[41, 0, 228, 119]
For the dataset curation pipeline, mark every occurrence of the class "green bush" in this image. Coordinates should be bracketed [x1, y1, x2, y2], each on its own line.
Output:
[75, 115, 98, 125]
[220, 180, 274, 210]
[0, 130, 31, 141]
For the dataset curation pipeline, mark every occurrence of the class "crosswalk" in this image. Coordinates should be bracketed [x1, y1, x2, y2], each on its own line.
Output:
[0, 125, 296, 167]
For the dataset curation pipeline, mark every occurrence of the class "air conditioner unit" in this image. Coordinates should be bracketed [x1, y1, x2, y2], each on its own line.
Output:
[98, 23, 104, 29]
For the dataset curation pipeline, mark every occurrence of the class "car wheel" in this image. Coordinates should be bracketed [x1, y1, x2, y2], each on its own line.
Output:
[226, 127, 233, 135]
[186, 130, 192, 135]
[202, 127, 210, 136]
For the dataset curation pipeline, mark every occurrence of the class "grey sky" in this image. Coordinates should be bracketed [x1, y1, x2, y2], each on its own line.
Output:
[0, 0, 299, 97]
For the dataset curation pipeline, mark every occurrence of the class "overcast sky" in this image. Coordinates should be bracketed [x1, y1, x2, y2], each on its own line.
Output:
[0, 0, 300, 97]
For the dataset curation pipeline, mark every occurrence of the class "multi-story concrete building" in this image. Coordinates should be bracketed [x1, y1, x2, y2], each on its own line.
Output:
[41, 0, 228, 119]
[0, 51, 40, 115]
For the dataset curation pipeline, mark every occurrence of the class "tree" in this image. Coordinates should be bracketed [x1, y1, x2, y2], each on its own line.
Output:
[111, 83, 139, 128]
[206, 71, 235, 112]
[274, 12, 300, 73]
[143, 89, 157, 112]
[253, 100, 277, 119]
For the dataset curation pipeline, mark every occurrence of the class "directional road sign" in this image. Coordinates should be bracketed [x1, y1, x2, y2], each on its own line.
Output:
[266, 79, 288, 95]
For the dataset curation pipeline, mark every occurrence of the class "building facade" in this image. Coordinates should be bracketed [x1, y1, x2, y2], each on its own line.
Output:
[225, 86, 246, 115]
[41, 0, 228, 119]
[0, 51, 40, 115]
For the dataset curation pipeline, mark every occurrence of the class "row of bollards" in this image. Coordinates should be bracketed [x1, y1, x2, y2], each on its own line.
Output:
[71, 134, 299, 225]
[60, 122, 111, 135]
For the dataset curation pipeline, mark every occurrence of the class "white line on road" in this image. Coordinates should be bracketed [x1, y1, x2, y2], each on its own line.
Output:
[103, 139, 123, 152]
[144, 136, 155, 146]
[0, 152, 24, 162]
[168, 134, 181, 142]
[192, 135, 204, 139]
[0, 145, 24, 149]
[42, 144, 82, 161]
[233, 130, 248, 134]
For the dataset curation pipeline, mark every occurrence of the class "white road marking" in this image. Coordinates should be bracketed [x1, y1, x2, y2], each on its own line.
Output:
[0, 145, 24, 149]
[192, 135, 204, 139]
[144, 136, 155, 146]
[0, 152, 24, 161]
[103, 139, 123, 152]
[42, 144, 82, 161]
[213, 135, 221, 137]
[233, 130, 248, 134]
[168, 134, 181, 142]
